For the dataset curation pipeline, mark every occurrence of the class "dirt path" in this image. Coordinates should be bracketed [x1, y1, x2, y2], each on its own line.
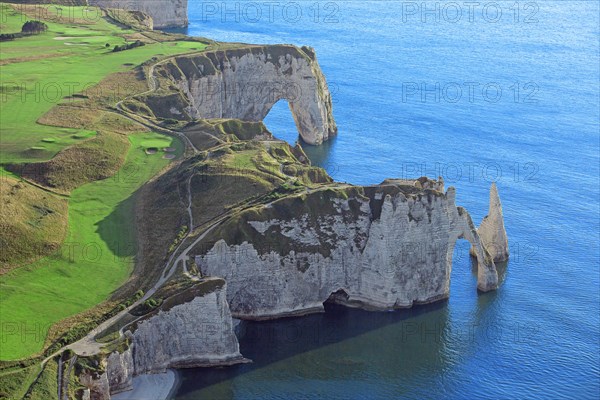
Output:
[37, 53, 205, 366]
[35, 45, 348, 384]
[114, 53, 201, 154]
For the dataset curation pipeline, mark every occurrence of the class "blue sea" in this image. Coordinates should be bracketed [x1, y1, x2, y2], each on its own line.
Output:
[171, 1, 600, 398]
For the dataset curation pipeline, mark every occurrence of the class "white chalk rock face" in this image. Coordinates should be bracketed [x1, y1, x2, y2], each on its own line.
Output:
[153, 46, 337, 145]
[477, 183, 510, 262]
[130, 280, 244, 374]
[106, 347, 134, 394]
[196, 181, 501, 320]
[90, 0, 188, 28]
[74, 281, 243, 400]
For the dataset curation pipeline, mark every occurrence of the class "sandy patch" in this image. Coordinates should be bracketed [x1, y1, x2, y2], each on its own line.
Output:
[54, 36, 103, 40]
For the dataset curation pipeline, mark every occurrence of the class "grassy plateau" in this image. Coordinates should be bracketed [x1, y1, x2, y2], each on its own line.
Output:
[0, 3, 197, 360]
[0, 3, 334, 398]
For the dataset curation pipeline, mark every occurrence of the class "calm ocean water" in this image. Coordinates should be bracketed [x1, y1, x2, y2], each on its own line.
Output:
[171, 1, 599, 398]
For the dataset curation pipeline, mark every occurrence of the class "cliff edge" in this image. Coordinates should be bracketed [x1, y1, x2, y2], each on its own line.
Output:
[194, 179, 501, 323]
[73, 279, 245, 400]
[125, 45, 337, 145]
[89, 0, 188, 29]
[46, 38, 508, 400]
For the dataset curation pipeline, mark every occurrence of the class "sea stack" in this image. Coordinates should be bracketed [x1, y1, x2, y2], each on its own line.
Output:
[475, 183, 509, 262]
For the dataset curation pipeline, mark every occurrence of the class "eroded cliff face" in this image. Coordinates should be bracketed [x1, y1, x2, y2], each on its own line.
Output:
[106, 347, 134, 394]
[195, 180, 501, 320]
[476, 183, 509, 262]
[76, 280, 243, 399]
[149, 46, 337, 144]
[90, 0, 188, 29]
[131, 280, 244, 374]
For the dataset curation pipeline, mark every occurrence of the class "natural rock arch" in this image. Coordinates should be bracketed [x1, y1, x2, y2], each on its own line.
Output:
[195, 182, 506, 320]
[262, 98, 303, 143]
[153, 45, 337, 145]
[445, 201, 499, 293]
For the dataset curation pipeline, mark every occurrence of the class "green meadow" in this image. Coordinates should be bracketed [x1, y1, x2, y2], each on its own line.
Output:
[0, 3, 203, 164]
[0, 4, 198, 360]
[0, 132, 183, 360]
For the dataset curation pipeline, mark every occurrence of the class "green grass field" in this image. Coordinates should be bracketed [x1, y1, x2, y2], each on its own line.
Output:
[0, 4, 201, 360]
[0, 3, 204, 164]
[0, 131, 183, 360]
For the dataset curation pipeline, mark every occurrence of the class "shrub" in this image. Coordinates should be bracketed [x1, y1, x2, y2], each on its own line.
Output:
[0, 33, 16, 41]
[21, 21, 48, 34]
[112, 40, 145, 53]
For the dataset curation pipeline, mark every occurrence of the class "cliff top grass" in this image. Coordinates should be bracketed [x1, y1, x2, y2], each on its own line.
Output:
[191, 183, 362, 260]
[0, 176, 68, 273]
[127, 278, 226, 334]
[0, 132, 183, 361]
[0, 3, 206, 165]
[0, 6, 344, 400]
[0, 2, 210, 361]
[0, 8, 338, 399]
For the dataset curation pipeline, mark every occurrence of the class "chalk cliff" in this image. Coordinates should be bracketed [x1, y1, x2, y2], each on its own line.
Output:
[75, 280, 244, 399]
[89, 0, 188, 29]
[195, 179, 500, 321]
[105, 347, 134, 394]
[475, 183, 509, 262]
[131, 279, 244, 373]
[142, 46, 337, 145]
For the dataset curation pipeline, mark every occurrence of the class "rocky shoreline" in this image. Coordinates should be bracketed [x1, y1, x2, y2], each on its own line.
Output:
[56, 39, 507, 400]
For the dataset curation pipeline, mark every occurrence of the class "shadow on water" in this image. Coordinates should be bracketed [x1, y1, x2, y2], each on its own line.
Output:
[467, 252, 509, 302]
[176, 249, 506, 399]
[300, 134, 338, 172]
[175, 300, 456, 399]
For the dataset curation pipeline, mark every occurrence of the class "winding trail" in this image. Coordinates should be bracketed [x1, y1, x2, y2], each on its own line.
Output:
[37, 52, 206, 370]
[114, 53, 200, 154]
[36, 46, 344, 399]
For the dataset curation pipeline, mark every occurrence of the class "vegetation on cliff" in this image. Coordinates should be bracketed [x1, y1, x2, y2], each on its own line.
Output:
[0, 3, 339, 398]
[0, 3, 202, 363]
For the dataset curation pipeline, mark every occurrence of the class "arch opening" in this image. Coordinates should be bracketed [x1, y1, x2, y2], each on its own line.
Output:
[324, 289, 350, 306]
[447, 239, 480, 305]
[263, 99, 301, 145]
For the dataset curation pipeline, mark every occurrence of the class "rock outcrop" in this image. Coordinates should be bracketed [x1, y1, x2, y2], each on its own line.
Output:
[195, 179, 501, 320]
[475, 183, 509, 262]
[146, 46, 337, 145]
[75, 279, 244, 399]
[106, 347, 134, 394]
[131, 279, 244, 374]
[89, 0, 188, 29]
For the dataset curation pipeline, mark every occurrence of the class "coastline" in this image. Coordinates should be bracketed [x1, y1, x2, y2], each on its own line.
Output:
[112, 370, 179, 400]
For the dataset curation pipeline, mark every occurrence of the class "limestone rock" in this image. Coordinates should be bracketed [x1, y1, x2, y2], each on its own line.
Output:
[106, 346, 134, 394]
[195, 179, 501, 321]
[90, 0, 188, 29]
[151, 46, 337, 145]
[131, 280, 244, 374]
[79, 371, 110, 400]
[74, 281, 243, 399]
[475, 183, 509, 262]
